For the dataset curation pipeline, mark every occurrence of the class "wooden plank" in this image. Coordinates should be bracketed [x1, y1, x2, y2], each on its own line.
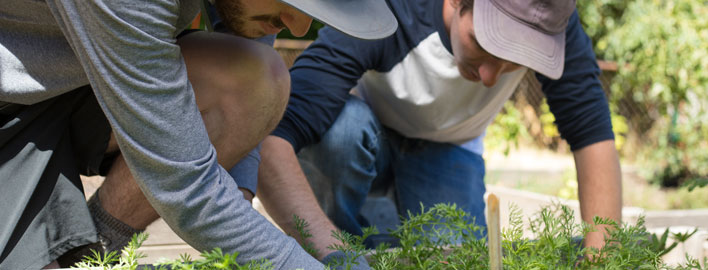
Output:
[487, 193, 502, 270]
[597, 60, 618, 71]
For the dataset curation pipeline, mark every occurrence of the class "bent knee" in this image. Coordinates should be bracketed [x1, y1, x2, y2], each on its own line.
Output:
[179, 32, 290, 162]
[217, 39, 290, 108]
[224, 46, 290, 133]
[319, 97, 381, 151]
[179, 31, 289, 115]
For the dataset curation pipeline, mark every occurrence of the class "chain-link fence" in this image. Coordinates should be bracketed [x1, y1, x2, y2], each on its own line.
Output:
[505, 64, 650, 154]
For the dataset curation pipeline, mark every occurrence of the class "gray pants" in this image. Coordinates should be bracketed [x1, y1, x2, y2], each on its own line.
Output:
[0, 86, 111, 269]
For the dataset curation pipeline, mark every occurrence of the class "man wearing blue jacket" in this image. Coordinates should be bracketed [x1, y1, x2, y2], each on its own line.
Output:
[258, 0, 622, 253]
[0, 0, 394, 269]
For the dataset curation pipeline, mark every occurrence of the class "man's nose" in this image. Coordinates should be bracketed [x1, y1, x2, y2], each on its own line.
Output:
[281, 8, 313, 37]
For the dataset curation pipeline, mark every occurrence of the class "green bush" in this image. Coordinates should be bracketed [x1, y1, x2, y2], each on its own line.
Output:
[596, 0, 708, 187]
[577, 0, 631, 59]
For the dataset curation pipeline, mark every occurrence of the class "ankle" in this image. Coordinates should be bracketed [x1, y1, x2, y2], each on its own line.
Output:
[87, 191, 144, 253]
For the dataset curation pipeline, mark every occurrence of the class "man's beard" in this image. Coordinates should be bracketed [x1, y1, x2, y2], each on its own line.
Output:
[214, 0, 250, 37]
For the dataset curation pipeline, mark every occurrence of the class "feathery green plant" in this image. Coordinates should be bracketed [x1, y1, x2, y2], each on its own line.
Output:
[72, 232, 273, 270]
[291, 214, 319, 257]
[76, 203, 704, 269]
[72, 233, 147, 270]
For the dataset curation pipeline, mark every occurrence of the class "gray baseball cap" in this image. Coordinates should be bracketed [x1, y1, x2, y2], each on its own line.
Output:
[281, 0, 398, 40]
[473, 0, 576, 79]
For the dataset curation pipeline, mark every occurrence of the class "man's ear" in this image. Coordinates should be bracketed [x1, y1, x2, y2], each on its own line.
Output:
[448, 0, 462, 10]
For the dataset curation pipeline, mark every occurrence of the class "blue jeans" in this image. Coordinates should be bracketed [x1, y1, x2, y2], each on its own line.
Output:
[298, 97, 487, 246]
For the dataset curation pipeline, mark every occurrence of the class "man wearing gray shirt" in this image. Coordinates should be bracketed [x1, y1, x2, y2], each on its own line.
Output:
[0, 0, 396, 269]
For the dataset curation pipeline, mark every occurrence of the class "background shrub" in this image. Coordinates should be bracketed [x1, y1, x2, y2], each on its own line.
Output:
[589, 0, 708, 187]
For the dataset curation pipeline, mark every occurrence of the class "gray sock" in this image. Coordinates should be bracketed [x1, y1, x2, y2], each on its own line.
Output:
[56, 192, 144, 267]
[87, 190, 144, 253]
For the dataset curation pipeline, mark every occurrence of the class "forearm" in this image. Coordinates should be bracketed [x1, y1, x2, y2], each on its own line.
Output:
[573, 139, 623, 249]
[258, 135, 343, 260]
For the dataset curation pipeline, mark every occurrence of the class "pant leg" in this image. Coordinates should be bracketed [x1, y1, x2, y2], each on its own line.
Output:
[228, 144, 261, 196]
[297, 96, 391, 237]
[0, 87, 110, 269]
[389, 132, 487, 238]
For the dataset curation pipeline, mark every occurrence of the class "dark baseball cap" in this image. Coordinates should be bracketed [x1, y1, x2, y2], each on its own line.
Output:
[281, 0, 398, 40]
[473, 0, 576, 79]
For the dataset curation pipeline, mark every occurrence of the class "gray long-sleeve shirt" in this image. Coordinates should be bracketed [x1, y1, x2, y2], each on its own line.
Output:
[0, 1, 321, 268]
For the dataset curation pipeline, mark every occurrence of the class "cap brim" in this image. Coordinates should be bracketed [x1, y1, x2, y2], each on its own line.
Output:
[473, 0, 565, 79]
[281, 0, 398, 40]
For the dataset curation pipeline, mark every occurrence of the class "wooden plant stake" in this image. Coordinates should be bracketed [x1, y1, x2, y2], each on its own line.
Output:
[487, 194, 502, 270]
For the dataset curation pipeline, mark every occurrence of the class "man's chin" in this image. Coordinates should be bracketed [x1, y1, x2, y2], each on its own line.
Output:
[248, 31, 270, 39]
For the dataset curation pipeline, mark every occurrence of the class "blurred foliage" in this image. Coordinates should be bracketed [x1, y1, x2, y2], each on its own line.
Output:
[595, 0, 708, 188]
[557, 169, 579, 201]
[485, 102, 530, 155]
[489, 0, 708, 190]
[576, 0, 631, 59]
[539, 103, 559, 140]
[610, 105, 629, 151]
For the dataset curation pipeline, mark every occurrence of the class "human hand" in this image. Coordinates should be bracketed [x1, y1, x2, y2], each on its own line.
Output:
[321, 250, 370, 270]
[584, 230, 606, 250]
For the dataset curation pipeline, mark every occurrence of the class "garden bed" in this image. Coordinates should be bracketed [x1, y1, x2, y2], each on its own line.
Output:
[76, 175, 708, 268]
[62, 199, 708, 269]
